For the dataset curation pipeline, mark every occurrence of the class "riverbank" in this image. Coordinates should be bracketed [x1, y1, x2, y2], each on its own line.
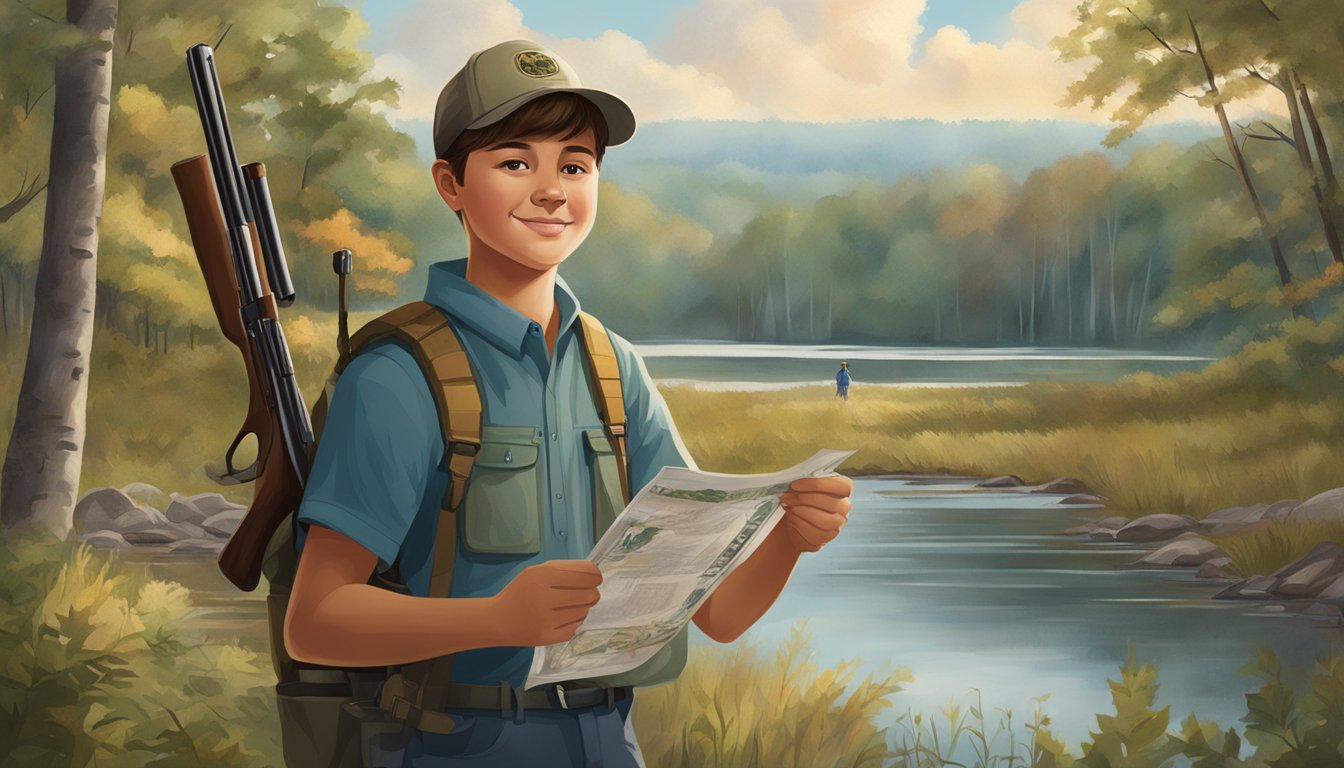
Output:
[5, 532, 1342, 767]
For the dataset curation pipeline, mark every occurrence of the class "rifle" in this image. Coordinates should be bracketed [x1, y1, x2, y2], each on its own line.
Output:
[171, 43, 313, 591]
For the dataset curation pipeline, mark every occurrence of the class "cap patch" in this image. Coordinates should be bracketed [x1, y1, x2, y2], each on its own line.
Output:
[515, 51, 559, 78]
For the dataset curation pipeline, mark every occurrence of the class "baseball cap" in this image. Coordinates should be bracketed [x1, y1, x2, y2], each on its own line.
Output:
[433, 40, 637, 158]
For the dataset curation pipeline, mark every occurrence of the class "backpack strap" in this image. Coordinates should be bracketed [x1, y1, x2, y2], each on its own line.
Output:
[576, 312, 631, 503]
[346, 301, 480, 597]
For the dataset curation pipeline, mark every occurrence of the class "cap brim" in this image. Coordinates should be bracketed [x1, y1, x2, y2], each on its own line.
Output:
[464, 87, 637, 147]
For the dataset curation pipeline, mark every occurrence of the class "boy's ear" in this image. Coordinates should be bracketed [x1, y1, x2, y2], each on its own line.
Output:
[431, 159, 464, 212]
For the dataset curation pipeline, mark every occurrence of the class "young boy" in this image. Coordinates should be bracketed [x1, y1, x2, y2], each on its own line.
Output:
[285, 39, 853, 766]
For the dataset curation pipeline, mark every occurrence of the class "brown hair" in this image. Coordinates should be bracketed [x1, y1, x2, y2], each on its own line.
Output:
[440, 92, 610, 186]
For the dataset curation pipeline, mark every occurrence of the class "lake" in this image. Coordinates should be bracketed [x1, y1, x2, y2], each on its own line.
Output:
[635, 341, 1213, 389]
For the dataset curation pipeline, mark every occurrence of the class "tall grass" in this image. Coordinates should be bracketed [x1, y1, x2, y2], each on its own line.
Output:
[1212, 520, 1344, 578]
[633, 623, 910, 768]
[663, 378, 1344, 519]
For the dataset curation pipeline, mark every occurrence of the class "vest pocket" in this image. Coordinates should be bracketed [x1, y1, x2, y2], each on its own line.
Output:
[582, 428, 625, 536]
[461, 426, 542, 554]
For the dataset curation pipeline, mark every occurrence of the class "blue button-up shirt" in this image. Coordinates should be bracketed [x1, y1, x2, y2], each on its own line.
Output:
[297, 258, 695, 686]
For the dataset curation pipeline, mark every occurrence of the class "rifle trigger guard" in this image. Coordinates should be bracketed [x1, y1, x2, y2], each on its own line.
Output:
[208, 427, 260, 485]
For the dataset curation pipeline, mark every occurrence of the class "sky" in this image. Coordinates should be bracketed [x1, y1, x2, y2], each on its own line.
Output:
[349, 0, 1277, 128]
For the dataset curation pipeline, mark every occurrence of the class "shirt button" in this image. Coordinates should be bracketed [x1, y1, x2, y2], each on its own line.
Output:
[559, 530, 567, 538]
[555, 492, 563, 500]
[550, 432, 557, 442]
[529, 323, 541, 335]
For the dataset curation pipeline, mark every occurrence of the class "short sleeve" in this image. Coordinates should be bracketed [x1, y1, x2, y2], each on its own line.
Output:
[296, 340, 443, 567]
[608, 329, 697, 494]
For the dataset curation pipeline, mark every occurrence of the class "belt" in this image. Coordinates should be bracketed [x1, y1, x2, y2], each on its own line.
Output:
[380, 677, 632, 734]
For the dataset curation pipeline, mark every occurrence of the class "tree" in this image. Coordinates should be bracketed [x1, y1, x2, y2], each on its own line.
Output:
[1056, 1, 1302, 315]
[2, 0, 119, 535]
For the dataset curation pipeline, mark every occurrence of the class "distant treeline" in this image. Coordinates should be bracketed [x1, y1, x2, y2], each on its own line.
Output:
[1, 0, 1342, 352]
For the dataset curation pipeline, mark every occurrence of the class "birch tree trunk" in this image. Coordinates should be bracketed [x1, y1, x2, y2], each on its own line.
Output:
[1, 0, 118, 535]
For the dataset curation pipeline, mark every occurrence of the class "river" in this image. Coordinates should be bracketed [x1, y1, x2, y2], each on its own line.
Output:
[128, 474, 1334, 748]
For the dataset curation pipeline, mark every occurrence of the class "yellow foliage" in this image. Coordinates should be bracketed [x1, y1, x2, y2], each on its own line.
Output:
[114, 84, 201, 172]
[38, 546, 147, 653]
[295, 208, 413, 298]
[103, 192, 195, 264]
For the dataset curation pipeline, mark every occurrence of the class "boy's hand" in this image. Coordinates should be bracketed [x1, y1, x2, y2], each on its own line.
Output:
[778, 474, 854, 553]
[492, 560, 603, 647]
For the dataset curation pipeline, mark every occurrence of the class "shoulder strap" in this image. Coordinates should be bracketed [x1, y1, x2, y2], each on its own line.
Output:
[576, 312, 631, 503]
[347, 300, 480, 598]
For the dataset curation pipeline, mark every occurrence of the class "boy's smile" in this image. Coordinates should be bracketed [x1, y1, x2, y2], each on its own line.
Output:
[434, 129, 599, 273]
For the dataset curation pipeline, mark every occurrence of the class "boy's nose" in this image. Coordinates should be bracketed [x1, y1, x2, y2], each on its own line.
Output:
[532, 182, 566, 208]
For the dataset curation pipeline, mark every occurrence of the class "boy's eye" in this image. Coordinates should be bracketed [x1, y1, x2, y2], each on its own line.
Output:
[499, 159, 529, 171]
[562, 163, 587, 175]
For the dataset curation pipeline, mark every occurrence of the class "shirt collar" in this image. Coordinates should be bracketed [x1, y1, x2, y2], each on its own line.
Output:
[423, 258, 583, 358]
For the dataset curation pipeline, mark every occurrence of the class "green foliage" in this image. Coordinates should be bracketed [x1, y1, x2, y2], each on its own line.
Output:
[0, 533, 279, 766]
[1078, 645, 1181, 768]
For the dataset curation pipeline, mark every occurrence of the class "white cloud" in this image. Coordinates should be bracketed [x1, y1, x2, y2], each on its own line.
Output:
[369, 0, 1278, 128]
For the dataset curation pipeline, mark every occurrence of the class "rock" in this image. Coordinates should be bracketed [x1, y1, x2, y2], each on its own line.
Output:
[1062, 524, 1093, 535]
[1203, 504, 1268, 525]
[1089, 528, 1118, 541]
[978, 475, 1025, 488]
[121, 528, 178, 546]
[1290, 488, 1344, 523]
[1264, 499, 1302, 521]
[1135, 534, 1226, 568]
[73, 487, 167, 536]
[1033, 477, 1096, 495]
[119, 482, 169, 513]
[202, 509, 245, 538]
[1214, 575, 1276, 600]
[1059, 494, 1105, 506]
[166, 492, 243, 526]
[1317, 573, 1344, 602]
[1196, 557, 1234, 580]
[1096, 516, 1130, 529]
[168, 538, 222, 555]
[81, 530, 130, 549]
[1115, 514, 1200, 542]
[1271, 542, 1344, 598]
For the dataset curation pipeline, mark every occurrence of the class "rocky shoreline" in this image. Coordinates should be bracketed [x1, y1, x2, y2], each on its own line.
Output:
[73, 483, 246, 554]
[70, 476, 1344, 622]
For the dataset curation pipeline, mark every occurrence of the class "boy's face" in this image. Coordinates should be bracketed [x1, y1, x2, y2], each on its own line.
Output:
[433, 129, 599, 272]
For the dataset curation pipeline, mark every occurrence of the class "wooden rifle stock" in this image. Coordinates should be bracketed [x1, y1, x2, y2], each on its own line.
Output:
[171, 154, 302, 591]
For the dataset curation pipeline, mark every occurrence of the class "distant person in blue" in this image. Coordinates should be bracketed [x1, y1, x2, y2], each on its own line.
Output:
[836, 361, 852, 400]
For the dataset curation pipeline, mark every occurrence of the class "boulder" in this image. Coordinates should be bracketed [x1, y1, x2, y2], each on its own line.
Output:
[121, 528, 178, 546]
[1062, 524, 1094, 535]
[1134, 534, 1226, 568]
[202, 509, 245, 538]
[1304, 602, 1343, 620]
[977, 475, 1025, 488]
[1316, 573, 1344, 602]
[1196, 557, 1234, 580]
[1203, 504, 1268, 526]
[1214, 575, 1276, 600]
[166, 492, 243, 526]
[1058, 494, 1105, 506]
[1033, 477, 1095, 495]
[119, 482, 169, 512]
[81, 530, 130, 549]
[1270, 542, 1344, 598]
[1290, 488, 1344, 523]
[73, 487, 167, 535]
[1264, 499, 1302, 522]
[1088, 529, 1118, 541]
[1096, 516, 1130, 530]
[1115, 514, 1200, 542]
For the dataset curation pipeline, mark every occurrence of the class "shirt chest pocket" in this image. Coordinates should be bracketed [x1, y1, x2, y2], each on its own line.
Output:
[461, 426, 542, 555]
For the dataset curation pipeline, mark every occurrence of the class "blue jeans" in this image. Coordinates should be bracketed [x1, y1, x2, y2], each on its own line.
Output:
[836, 385, 849, 400]
[401, 695, 645, 767]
